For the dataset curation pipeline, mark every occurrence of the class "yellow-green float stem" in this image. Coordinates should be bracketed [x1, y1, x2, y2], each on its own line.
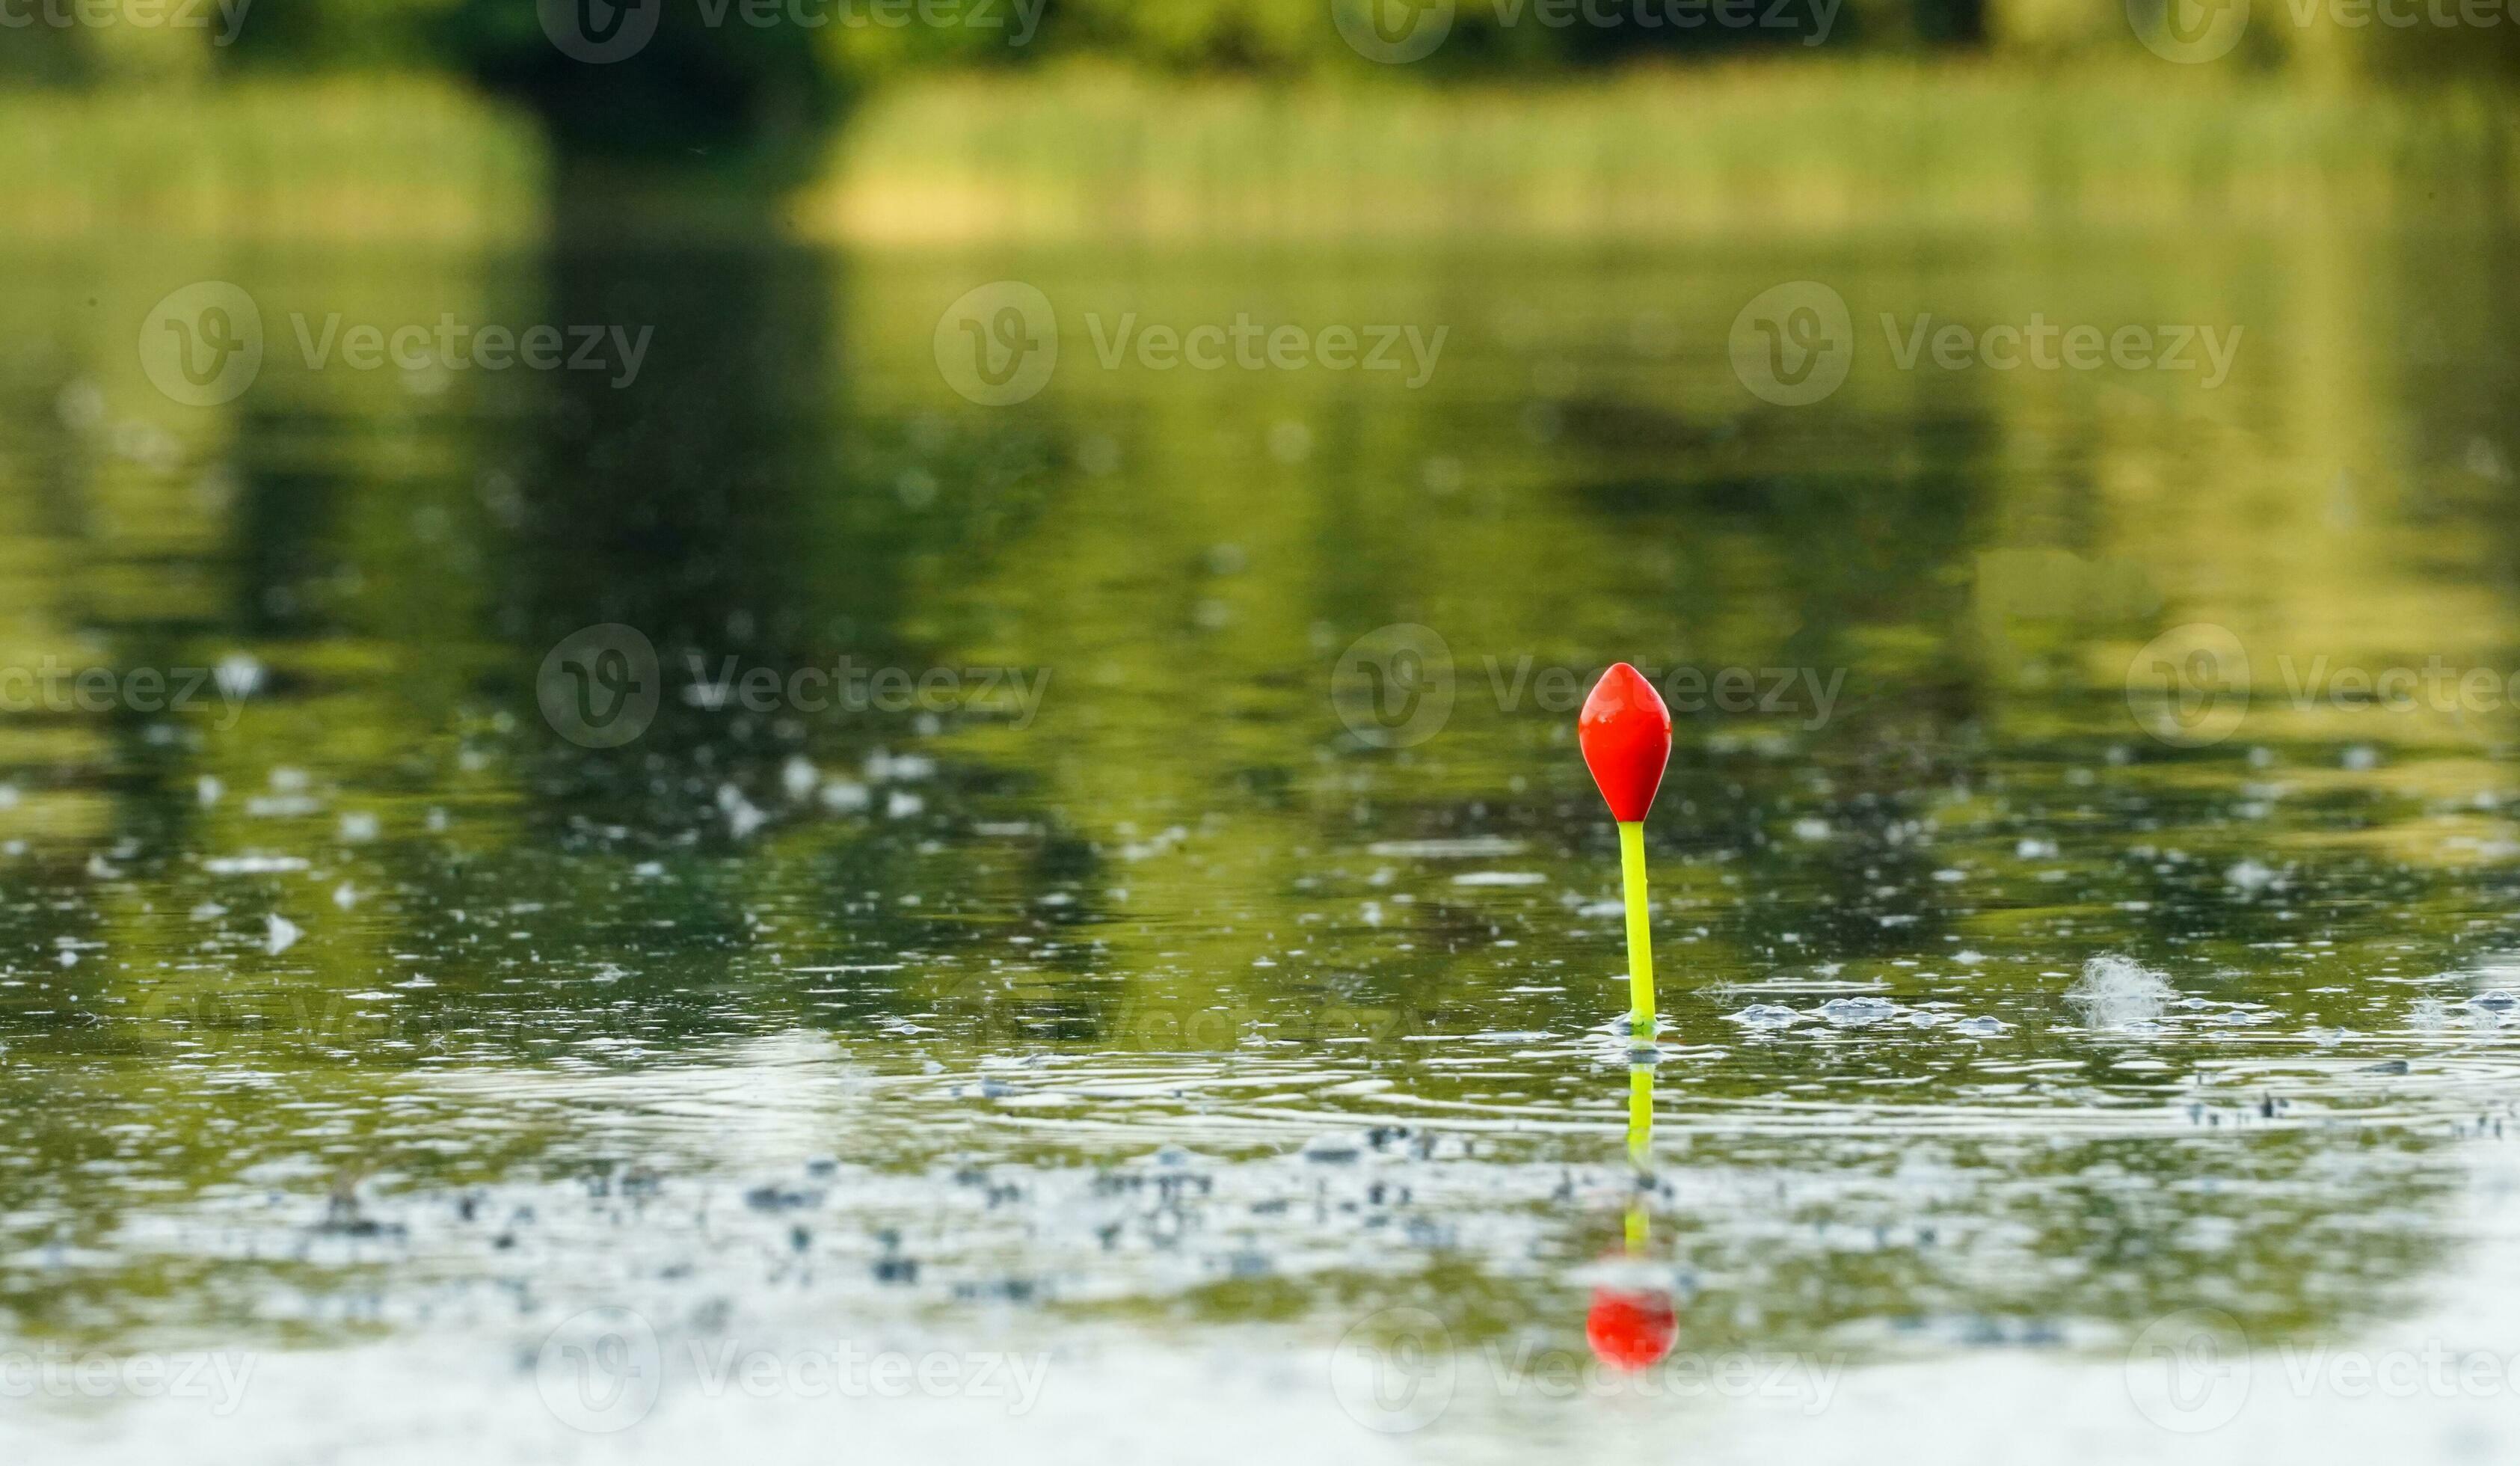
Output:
[1618, 819, 1654, 1039]
[1625, 1062, 1654, 1249]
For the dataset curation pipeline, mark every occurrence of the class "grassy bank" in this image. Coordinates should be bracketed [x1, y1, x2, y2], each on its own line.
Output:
[4, 64, 2516, 244]
[2, 77, 544, 245]
[814, 63, 2520, 243]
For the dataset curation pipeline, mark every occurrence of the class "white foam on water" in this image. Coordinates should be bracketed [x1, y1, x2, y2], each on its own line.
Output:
[1816, 996, 1899, 1026]
[2066, 955, 2176, 1028]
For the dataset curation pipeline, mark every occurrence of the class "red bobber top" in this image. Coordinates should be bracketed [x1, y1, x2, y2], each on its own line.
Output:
[1578, 663, 1672, 824]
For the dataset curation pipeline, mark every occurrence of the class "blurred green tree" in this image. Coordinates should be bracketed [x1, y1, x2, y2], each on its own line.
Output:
[212, 0, 844, 162]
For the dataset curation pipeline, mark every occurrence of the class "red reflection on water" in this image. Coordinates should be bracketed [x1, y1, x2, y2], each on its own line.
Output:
[1585, 1286, 1677, 1371]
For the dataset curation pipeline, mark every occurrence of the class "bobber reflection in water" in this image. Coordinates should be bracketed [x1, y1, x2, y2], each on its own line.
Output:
[1580, 664, 1680, 1370]
[1587, 1060, 1677, 1371]
[1577, 664, 1674, 1044]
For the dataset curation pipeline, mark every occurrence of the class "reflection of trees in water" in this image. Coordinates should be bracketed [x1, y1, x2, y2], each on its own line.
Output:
[499, 220, 864, 817]
[477, 200, 1113, 1029]
[493, 194, 1066, 825]
[0, 233, 2515, 1340]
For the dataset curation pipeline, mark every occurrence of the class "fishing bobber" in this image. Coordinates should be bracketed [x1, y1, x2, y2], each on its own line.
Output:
[1578, 663, 1673, 1041]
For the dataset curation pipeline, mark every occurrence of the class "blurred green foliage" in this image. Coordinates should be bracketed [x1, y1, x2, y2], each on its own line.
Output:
[2, 0, 2515, 162]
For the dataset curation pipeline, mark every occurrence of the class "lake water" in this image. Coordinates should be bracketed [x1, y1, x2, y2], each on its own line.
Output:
[3, 230, 2520, 1461]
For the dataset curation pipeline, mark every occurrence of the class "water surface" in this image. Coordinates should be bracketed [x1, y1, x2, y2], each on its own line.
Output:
[2, 232, 2519, 1459]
